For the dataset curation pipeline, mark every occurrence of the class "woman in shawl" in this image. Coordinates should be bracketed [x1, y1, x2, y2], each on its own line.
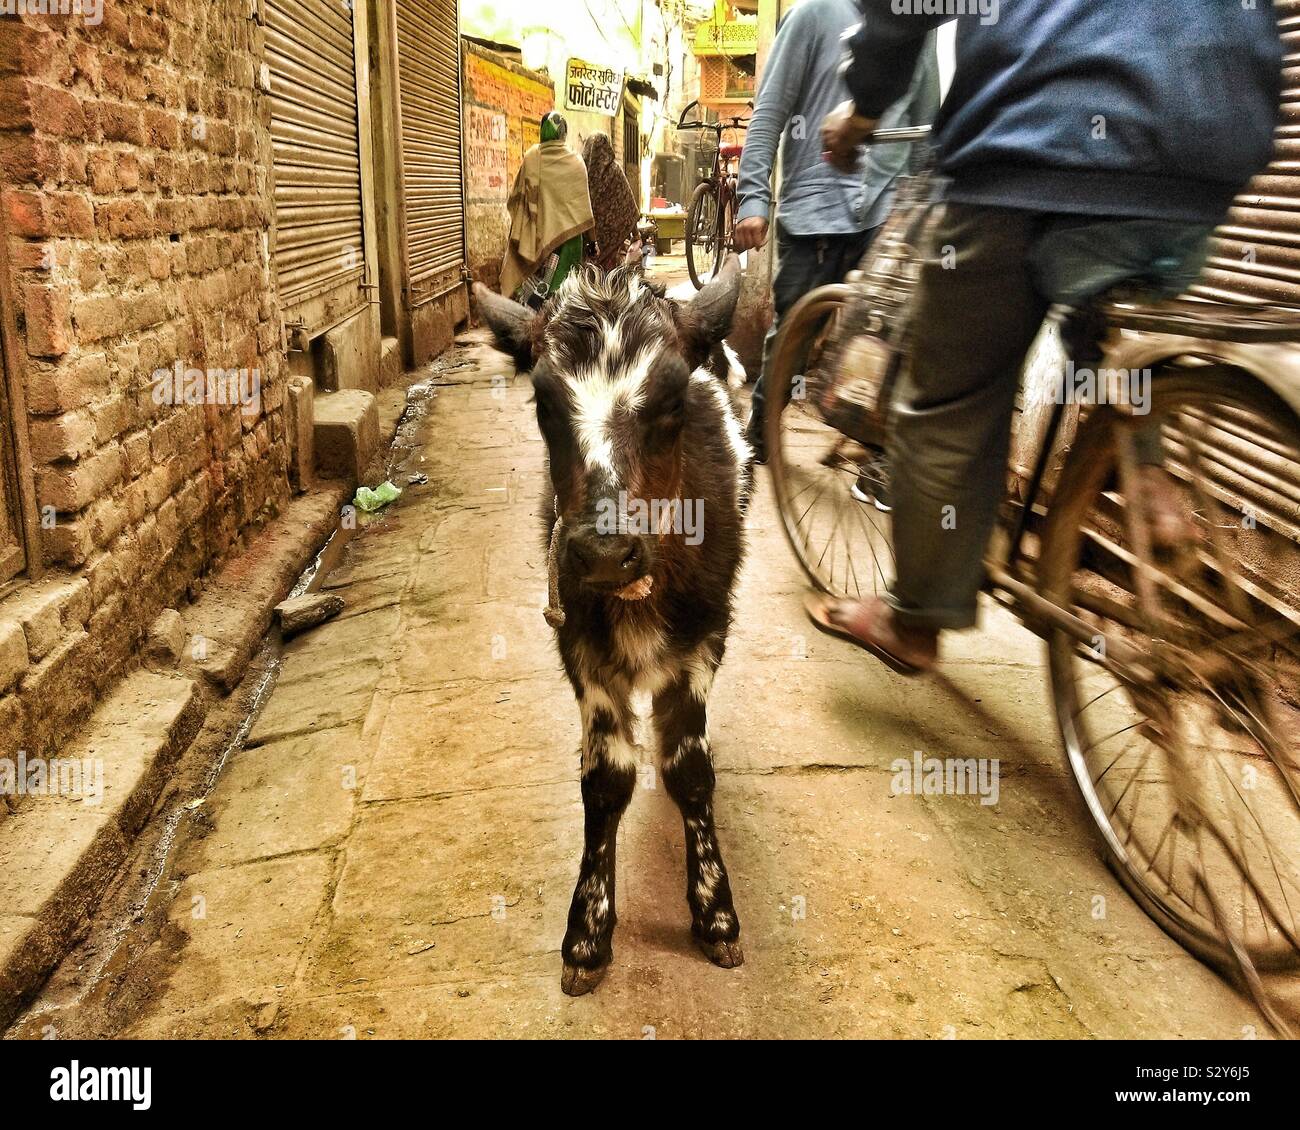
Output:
[581, 132, 640, 273]
[500, 112, 595, 305]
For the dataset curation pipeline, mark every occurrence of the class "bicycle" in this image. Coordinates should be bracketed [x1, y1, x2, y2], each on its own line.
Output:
[765, 126, 1300, 1034]
[676, 100, 749, 290]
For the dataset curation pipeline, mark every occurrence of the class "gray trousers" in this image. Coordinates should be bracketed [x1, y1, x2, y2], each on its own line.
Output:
[885, 203, 1214, 631]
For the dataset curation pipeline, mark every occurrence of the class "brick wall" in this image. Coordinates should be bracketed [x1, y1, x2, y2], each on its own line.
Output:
[461, 40, 553, 292]
[0, 2, 291, 765]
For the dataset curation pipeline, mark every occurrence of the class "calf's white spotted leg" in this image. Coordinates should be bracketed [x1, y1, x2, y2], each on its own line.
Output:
[653, 646, 743, 969]
[560, 681, 638, 996]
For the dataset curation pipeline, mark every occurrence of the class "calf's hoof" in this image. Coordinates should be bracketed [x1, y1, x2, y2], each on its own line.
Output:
[696, 937, 744, 969]
[561, 960, 610, 996]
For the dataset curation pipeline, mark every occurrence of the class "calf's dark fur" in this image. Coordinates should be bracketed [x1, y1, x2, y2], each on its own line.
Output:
[475, 258, 751, 994]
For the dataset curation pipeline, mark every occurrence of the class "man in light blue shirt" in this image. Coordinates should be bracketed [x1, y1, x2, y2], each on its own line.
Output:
[733, 0, 938, 461]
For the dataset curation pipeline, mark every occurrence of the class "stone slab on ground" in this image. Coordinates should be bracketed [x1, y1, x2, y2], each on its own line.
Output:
[178, 727, 365, 871]
[275, 593, 344, 637]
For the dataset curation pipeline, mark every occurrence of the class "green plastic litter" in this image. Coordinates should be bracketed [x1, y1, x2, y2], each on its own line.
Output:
[353, 481, 402, 512]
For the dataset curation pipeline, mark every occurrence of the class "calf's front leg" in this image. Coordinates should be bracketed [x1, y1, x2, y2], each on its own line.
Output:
[654, 666, 743, 969]
[561, 682, 637, 996]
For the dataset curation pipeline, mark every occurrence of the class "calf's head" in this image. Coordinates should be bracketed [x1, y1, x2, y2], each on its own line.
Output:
[474, 259, 741, 593]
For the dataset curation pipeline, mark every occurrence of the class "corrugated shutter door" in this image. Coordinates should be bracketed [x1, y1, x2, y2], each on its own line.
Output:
[1193, 0, 1300, 306]
[266, 0, 365, 307]
[396, 0, 466, 304]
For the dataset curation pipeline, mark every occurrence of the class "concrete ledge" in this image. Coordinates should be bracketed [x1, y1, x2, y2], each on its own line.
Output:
[0, 670, 203, 1028]
[186, 486, 349, 693]
[314, 389, 379, 484]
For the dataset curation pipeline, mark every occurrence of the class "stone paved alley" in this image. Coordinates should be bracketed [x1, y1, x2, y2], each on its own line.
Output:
[7, 262, 1270, 1040]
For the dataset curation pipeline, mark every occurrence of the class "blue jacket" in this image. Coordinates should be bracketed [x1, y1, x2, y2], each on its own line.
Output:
[737, 0, 939, 236]
[844, 0, 1283, 223]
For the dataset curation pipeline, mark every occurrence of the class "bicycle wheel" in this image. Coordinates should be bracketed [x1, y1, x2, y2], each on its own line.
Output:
[1039, 366, 1300, 991]
[686, 181, 722, 290]
[765, 284, 898, 599]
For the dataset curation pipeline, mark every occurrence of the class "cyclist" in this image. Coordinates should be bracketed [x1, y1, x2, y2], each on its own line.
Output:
[734, 0, 939, 463]
[809, 0, 1283, 675]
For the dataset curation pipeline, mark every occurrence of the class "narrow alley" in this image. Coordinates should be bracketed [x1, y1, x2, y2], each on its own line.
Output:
[7, 258, 1266, 1040]
[1, 0, 1298, 1069]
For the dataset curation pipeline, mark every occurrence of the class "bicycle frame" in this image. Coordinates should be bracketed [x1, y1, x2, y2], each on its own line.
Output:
[678, 105, 747, 264]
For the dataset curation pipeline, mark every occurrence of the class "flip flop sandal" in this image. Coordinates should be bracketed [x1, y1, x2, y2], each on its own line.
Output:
[803, 592, 925, 677]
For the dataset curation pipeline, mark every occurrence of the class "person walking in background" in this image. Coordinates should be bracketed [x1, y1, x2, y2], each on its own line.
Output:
[810, 0, 1282, 674]
[500, 112, 595, 305]
[583, 133, 640, 273]
[734, 0, 938, 463]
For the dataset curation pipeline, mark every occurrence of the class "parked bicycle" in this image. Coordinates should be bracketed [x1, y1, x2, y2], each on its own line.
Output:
[766, 126, 1300, 1035]
[676, 100, 748, 290]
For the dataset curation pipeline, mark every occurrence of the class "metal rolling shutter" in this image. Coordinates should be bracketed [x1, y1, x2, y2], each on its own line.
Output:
[266, 0, 365, 307]
[1193, 0, 1300, 306]
[395, 0, 466, 304]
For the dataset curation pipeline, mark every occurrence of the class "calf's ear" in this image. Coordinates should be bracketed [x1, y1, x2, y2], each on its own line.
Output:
[473, 284, 538, 371]
[678, 253, 742, 370]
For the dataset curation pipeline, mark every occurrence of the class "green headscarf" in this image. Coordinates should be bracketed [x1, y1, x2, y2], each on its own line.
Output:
[540, 111, 568, 143]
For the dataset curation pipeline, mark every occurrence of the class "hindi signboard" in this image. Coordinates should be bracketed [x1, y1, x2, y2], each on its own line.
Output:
[565, 58, 624, 117]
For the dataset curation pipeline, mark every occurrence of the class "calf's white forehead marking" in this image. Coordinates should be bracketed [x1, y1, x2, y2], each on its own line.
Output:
[543, 270, 664, 477]
[569, 348, 657, 475]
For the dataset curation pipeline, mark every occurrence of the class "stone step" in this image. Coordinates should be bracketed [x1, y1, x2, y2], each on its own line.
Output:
[0, 670, 204, 1028]
[314, 389, 379, 485]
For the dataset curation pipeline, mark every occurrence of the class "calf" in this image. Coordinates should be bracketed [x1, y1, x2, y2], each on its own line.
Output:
[475, 259, 751, 995]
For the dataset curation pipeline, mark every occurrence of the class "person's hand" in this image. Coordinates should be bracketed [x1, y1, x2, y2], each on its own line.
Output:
[821, 100, 878, 173]
[733, 216, 769, 252]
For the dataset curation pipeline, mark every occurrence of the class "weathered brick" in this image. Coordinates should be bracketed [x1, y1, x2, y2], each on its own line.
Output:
[99, 101, 144, 145]
[142, 107, 180, 149]
[116, 151, 140, 191]
[35, 444, 125, 513]
[87, 151, 119, 193]
[28, 411, 95, 464]
[71, 294, 122, 342]
[22, 283, 72, 358]
[0, 619, 27, 694]
[28, 84, 87, 139]
[0, 0, 294, 770]
[39, 516, 94, 569]
[0, 21, 55, 78]
[129, 14, 169, 54]
[3, 579, 83, 663]
[24, 352, 110, 415]
[87, 492, 129, 548]
[55, 192, 95, 237]
[0, 133, 61, 185]
[2, 189, 48, 237]
[98, 198, 153, 240]
[91, 394, 133, 444]
[123, 430, 150, 478]
[8, 240, 54, 273]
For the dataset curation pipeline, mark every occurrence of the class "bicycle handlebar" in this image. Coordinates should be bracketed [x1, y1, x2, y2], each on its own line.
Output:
[676, 98, 750, 134]
[868, 125, 932, 144]
[677, 117, 749, 133]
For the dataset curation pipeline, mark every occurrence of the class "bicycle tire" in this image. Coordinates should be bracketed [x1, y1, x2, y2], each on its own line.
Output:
[1039, 365, 1300, 974]
[765, 284, 881, 597]
[686, 181, 722, 290]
